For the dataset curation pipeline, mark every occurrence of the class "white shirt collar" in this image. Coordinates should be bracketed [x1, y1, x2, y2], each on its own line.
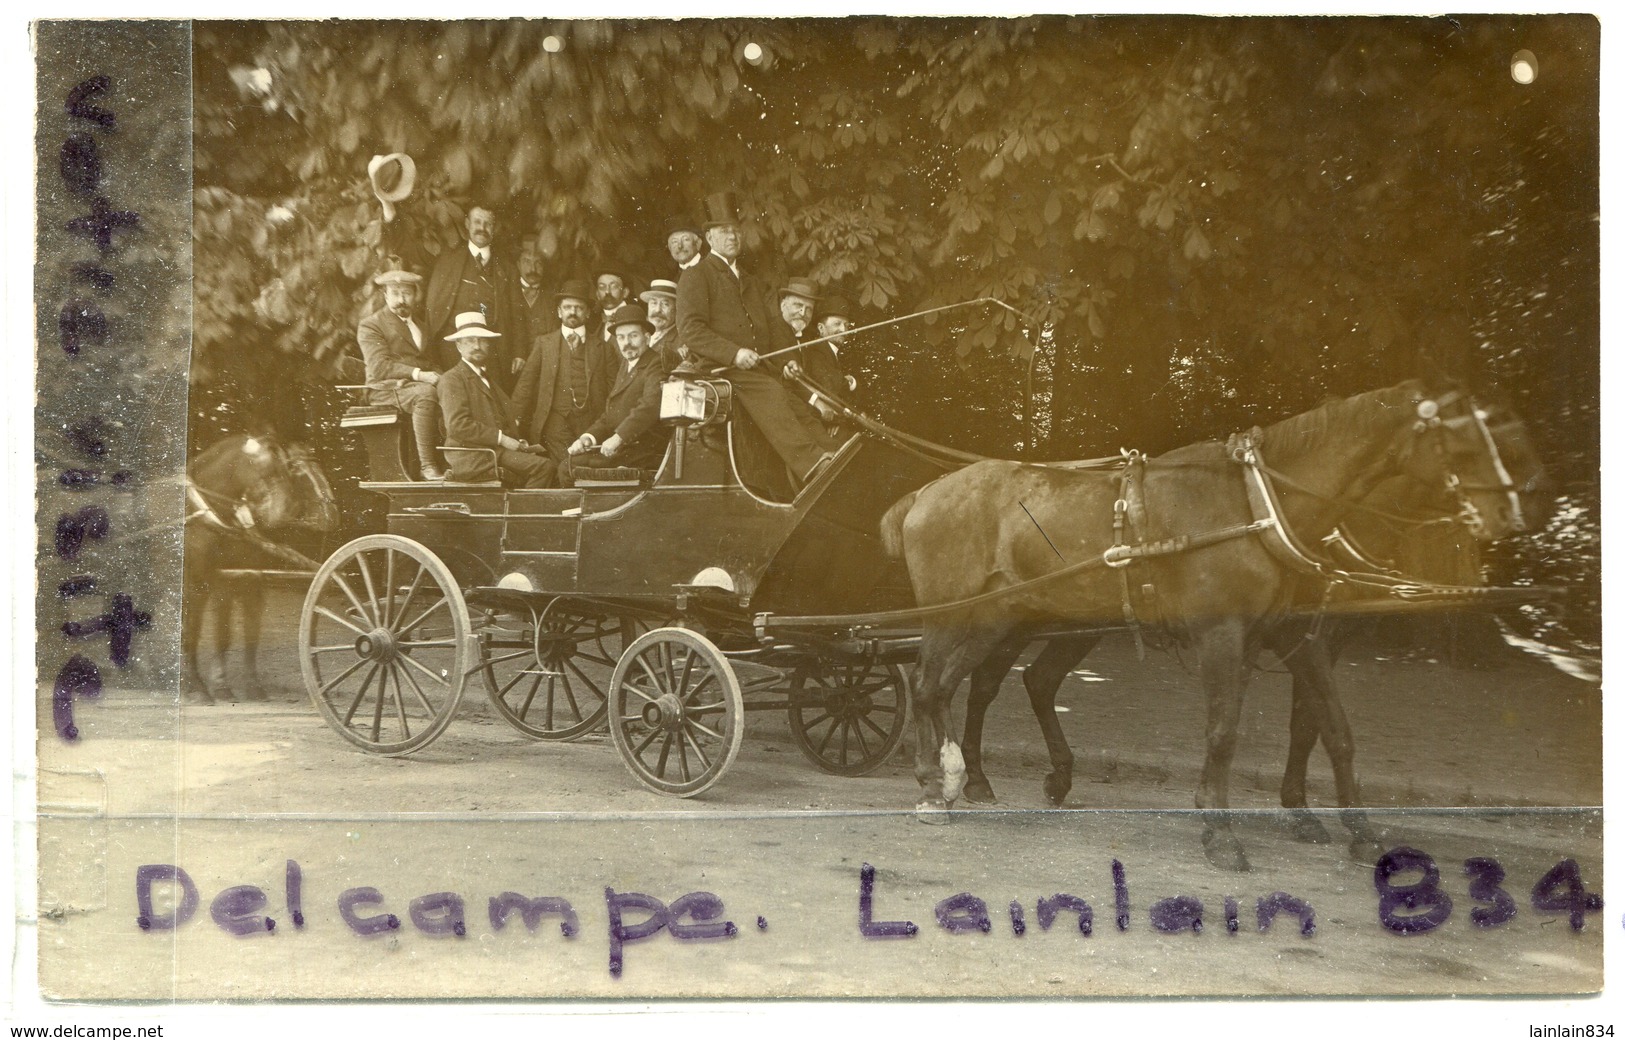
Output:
[680, 253, 702, 270]
[468, 242, 491, 263]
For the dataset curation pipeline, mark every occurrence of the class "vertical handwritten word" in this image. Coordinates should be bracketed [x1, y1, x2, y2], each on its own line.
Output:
[50, 75, 145, 742]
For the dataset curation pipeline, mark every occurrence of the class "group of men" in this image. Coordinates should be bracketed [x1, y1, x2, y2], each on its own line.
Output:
[357, 164, 860, 492]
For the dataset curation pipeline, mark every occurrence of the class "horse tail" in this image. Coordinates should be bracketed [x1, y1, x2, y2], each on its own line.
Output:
[879, 491, 919, 559]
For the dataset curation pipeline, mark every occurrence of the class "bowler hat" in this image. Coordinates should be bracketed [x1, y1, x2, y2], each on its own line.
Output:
[606, 303, 655, 334]
[817, 293, 855, 323]
[663, 215, 703, 239]
[554, 279, 593, 304]
[778, 277, 821, 302]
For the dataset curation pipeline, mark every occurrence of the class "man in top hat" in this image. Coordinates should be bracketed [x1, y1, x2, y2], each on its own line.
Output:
[357, 262, 447, 480]
[664, 216, 705, 274]
[640, 278, 684, 366]
[423, 204, 528, 390]
[677, 192, 836, 487]
[559, 303, 676, 485]
[518, 235, 558, 339]
[784, 291, 860, 425]
[436, 313, 554, 489]
[593, 267, 632, 343]
[511, 279, 618, 464]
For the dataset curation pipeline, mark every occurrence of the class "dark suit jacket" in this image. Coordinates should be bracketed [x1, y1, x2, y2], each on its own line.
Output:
[510, 328, 617, 444]
[357, 307, 436, 388]
[586, 350, 676, 468]
[520, 284, 558, 339]
[423, 245, 528, 378]
[676, 254, 774, 367]
[438, 361, 522, 481]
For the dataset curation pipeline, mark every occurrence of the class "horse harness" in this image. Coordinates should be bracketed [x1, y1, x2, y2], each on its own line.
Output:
[185, 476, 323, 571]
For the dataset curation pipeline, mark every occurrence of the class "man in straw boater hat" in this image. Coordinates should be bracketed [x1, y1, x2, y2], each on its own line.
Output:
[639, 278, 684, 366]
[356, 258, 447, 480]
[436, 312, 555, 489]
[558, 303, 676, 486]
[676, 192, 837, 489]
[511, 279, 617, 465]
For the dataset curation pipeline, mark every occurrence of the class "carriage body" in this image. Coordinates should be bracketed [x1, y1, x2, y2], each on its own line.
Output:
[304, 377, 945, 794]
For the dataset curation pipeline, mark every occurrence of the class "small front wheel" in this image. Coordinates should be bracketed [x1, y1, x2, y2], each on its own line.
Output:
[608, 628, 743, 797]
[788, 661, 910, 776]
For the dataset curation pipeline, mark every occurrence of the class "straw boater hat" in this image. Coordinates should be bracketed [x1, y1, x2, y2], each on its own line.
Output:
[367, 153, 417, 222]
[639, 278, 678, 303]
[444, 311, 502, 341]
[778, 277, 821, 302]
[606, 303, 654, 334]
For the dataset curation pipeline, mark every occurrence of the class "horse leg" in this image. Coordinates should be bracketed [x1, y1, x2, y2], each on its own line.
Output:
[1268, 621, 1335, 845]
[1293, 620, 1383, 861]
[180, 584, 213, 705]
[910, 623, 1009, 817]
[1193, 619, 1253, 872]
[209, 582, 237, 702]
[1024, 634, 1097, 806]
[962, 637, 1025, 804]
[239, 579, 270, 702]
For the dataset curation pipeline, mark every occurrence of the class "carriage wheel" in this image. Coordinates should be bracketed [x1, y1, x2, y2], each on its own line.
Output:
[787, 661, 911, 776]
[478, 610, 647, 741]
[299, 534, 470, 756]
[608, 628, 743, 797]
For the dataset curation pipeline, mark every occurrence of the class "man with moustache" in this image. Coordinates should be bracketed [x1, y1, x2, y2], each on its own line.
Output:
[664, 216, 705, 274]
[559, 303, 675, 485]
[639, 278, 684, 366]
[677, 193, 834, 488]
[784, 291, 860, 425]
[517, 235, 558, 339]
[436, 312, 554, 489]
[423, 204, 527, 388]
[511, 279, 617, 464]
[592, 267, 631, 344]
[357, 263, 447, 480]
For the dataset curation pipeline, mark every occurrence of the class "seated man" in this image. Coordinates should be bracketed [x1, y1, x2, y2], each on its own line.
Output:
[784, 291, 859, 426]
[357, 263, 444, 480]
[560, 303, 675, 485]
[437, 312, 555, 488]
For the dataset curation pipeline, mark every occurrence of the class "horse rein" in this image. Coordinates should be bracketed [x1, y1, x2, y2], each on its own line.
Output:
[1414, 391, 1526, 535]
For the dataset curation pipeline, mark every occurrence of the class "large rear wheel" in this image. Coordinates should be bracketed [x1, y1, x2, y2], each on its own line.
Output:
[299, 535, 470, 755]
[787, 660, 910, 776]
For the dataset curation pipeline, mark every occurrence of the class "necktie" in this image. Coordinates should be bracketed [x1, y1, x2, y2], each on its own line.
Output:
[407, 318, 422, 350]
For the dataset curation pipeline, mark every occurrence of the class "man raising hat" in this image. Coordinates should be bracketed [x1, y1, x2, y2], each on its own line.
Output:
[357, 261, 445, 480]
[558, 303, 676, 486]
[436, 312, 554, 489]
[511, 279, 617, 464]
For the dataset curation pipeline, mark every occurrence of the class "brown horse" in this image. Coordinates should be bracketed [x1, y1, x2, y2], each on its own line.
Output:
[956, 474, 1498, 861]
[182, 434, 338, 703]
[879, 379, 1540, 871]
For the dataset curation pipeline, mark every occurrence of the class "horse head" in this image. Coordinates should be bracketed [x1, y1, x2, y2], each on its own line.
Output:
[189, 433, 339, 533]
[1395, 379, 1548, 541]
[280, 443, 340, 533]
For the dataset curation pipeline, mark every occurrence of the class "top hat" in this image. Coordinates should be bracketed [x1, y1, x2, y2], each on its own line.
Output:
[778, 277, 821, 302]
[817, 293, 855, 323]
[367, 153, 417, 222]
[640, 278, 679, 302]
[444, 311, 502, 341]
[701, 191, 743, 229]
[554, 279, 593, 304]
[605, 303, 655, 335]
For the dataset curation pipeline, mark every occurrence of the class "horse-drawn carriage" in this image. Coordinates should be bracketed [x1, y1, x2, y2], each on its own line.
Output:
[302, 374, 954, 794]
[291, 358, 1549, 868]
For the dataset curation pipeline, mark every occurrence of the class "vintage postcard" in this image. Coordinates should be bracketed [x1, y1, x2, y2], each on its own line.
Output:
[24, 13, 1607, 1026]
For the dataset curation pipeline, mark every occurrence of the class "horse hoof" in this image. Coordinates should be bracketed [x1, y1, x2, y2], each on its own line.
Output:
[914, 799, 952, 824]
[961, 779, 997, 804]
[1286, 810, 1333, 844]
[1201, 830, 1252, 873]
[1042, 772, 1072, 807]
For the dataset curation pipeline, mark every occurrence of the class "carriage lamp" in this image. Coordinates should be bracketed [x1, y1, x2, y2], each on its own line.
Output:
[498, 570, 535, 593]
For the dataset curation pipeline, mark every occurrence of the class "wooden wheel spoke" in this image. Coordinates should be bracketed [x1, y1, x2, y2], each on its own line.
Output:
[369, 662, 387, 741]
[314, 605, 369, 638]
[481, 648, 534, 670]
[381, 548, 397, 627]
[682, 672, 718, 706]
[557, 670, 584, 723]
[620, 681, 658, 704]
[399, 650, 451, 687]
[859, 713, 891, 741]
[357, 552, 383, 630]
[319, 656, 371, 699]
[403, 639, 458, 649]
[681, 726, 713, 771]
[387, 667, 412, 740]
[396, 661, 439, 716]
[849, 718, 871, 761]
[816, 716, 841, 756]
[397, 595, 450, 639]
[515, 672, 545, 718]
[341, 664, 381, 725]
[391, 565, 427, 636]
[677, 729, 691, 781]
[310, 644, 357, 654]
[800, 711, 833, 733]
[632, 723, 661, 757]
[684, 717, 725, 742]
[655, 730, 674, 775]
[330, 572, 377, 628]
[686, 700, 727, 715]
[563, 657, 609, 700]
[636, 655, 668, 696]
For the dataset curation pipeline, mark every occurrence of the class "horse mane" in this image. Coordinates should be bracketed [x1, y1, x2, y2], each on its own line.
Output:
[1259, 381, 1421, 465]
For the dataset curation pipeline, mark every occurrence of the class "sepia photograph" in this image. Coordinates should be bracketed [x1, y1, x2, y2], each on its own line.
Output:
[30, 14, 1603, 1009]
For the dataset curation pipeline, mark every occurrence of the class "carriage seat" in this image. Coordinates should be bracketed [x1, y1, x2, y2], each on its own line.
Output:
[435, 446, 503, 487]
[339, 390, 429, 483]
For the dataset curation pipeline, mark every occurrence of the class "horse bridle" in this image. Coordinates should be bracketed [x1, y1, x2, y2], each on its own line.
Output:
[1413, 390, 1526, 535]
